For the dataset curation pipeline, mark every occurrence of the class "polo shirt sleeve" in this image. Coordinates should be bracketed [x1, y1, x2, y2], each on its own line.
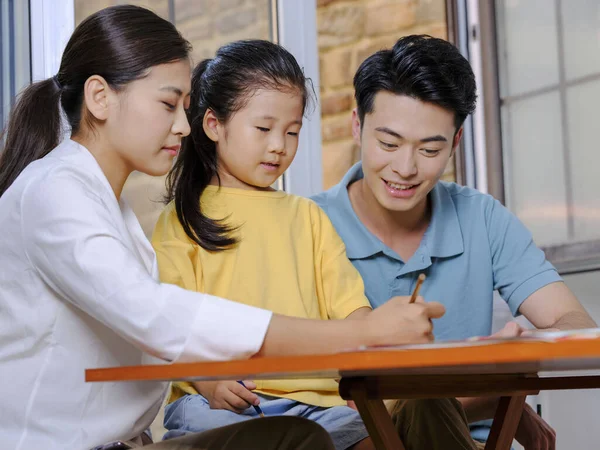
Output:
[486, 197, 562, 315]
[310, 202, 372, 319]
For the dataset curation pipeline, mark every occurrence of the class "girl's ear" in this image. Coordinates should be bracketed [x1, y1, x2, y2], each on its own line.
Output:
[203, 109, 220, 143]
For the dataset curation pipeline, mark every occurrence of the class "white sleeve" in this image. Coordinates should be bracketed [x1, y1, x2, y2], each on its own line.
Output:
[20, 171, 272, 362]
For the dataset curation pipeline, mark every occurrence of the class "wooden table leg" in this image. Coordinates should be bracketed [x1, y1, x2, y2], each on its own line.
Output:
[485, 395, 526, 450]
[351, 384, 406, 450]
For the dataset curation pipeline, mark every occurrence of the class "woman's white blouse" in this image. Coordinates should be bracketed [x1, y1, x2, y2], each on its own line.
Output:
[0, 140, 272, 450]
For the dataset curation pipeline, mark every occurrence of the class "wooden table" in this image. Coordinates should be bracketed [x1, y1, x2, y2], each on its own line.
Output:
[86, 338, 600, 450]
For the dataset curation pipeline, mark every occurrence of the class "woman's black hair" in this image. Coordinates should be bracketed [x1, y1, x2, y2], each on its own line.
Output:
[0, 5, 191, 196]
[165, 39, 310, 251]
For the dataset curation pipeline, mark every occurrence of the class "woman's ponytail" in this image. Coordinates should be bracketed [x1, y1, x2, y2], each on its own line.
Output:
[0, 77, 63, 196]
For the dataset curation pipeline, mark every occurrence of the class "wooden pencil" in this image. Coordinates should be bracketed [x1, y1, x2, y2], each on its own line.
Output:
[409, 273, 426, 303]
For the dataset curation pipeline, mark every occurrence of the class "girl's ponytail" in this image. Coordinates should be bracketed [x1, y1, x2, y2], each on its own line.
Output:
[166, 59, 238, 252]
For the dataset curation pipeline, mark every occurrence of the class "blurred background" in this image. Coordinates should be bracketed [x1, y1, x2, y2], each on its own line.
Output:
[2, 1, 599, 447]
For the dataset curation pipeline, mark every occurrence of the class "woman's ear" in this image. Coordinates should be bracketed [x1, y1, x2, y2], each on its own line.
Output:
[82, 75, 112, 122]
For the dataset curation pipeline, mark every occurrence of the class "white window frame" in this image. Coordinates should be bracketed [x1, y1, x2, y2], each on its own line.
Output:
[30, 0, 74, 82]
[275, 0, 323, 197]
[449, 0, 502, 197]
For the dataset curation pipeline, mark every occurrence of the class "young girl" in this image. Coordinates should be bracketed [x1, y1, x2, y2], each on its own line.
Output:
[152, 40, 444, 450]
[0, 6, 443, 450]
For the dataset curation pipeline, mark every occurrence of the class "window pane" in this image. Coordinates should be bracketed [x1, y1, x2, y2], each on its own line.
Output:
[74, 0, 274, 237]
[502, 92, 569, 247]
[1, 0, 30, 130]
[561, 0, 600, 81]
[495, 0, 560, 97]
[566, 79, 600, 242]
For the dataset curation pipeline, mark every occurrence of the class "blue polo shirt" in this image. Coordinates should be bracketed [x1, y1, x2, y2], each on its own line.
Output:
[312, 162, 561, 340]
[313, 163, 561, 442]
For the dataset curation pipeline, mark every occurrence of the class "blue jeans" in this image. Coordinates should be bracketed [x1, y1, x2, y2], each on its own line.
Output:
[163, 393, 368, 450]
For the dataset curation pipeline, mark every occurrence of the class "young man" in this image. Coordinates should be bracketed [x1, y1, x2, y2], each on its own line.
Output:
[313, 35, 596, 449]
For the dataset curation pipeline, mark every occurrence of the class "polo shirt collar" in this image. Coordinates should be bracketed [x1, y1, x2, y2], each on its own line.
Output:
[331, 162, 464, 260]
[330, 163, 385, 259]
[423, 182, 464, 259]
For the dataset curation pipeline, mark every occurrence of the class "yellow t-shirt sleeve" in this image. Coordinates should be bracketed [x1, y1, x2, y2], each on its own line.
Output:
[311, 202, 372, 320]
[151, 203, 201, 292]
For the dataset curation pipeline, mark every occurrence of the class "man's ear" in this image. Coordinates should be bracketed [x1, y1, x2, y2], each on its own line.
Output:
[351, 108, 362, 147]
[450, 127, 464, 158]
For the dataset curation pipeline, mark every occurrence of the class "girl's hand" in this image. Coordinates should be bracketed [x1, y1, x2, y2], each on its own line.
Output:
[194, 380, 259, 413]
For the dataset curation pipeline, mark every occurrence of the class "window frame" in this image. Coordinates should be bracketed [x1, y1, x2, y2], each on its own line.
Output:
[29, 0, 74, 82]
[274, 0, 323, 197]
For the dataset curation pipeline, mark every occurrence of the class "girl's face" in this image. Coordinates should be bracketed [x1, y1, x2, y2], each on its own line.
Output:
[206, 87, 304, 191]
[105, 59, 192, 177]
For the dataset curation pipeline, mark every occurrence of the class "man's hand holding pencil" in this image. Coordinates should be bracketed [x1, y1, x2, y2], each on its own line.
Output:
[364, 273, 445, 346]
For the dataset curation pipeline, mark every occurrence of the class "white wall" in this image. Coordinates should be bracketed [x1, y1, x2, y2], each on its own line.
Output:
[491, 271, 600, 450]
[539, 271, 600, 450]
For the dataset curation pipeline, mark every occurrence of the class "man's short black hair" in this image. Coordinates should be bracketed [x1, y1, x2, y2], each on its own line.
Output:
[354, 35, 477, 130]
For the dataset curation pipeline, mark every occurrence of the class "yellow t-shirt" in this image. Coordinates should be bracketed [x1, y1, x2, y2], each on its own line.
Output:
[152, 185, 371, 407]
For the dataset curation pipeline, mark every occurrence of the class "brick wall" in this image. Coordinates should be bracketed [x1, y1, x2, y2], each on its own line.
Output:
[76, 0, 272, 64]
[317, 0, 454, 189]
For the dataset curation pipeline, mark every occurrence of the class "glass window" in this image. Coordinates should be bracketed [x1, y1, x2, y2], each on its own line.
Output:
[501, 91, 569, 247]
[496, 0, 559, 97]
[1, 0, 30, 130]
[74, 0, 275, 237]
[496, 0, 600, 272]
[561, 0, 600, 82]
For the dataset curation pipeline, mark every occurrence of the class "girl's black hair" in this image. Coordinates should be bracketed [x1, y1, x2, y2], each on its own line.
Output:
[165, 39, 310, 251]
